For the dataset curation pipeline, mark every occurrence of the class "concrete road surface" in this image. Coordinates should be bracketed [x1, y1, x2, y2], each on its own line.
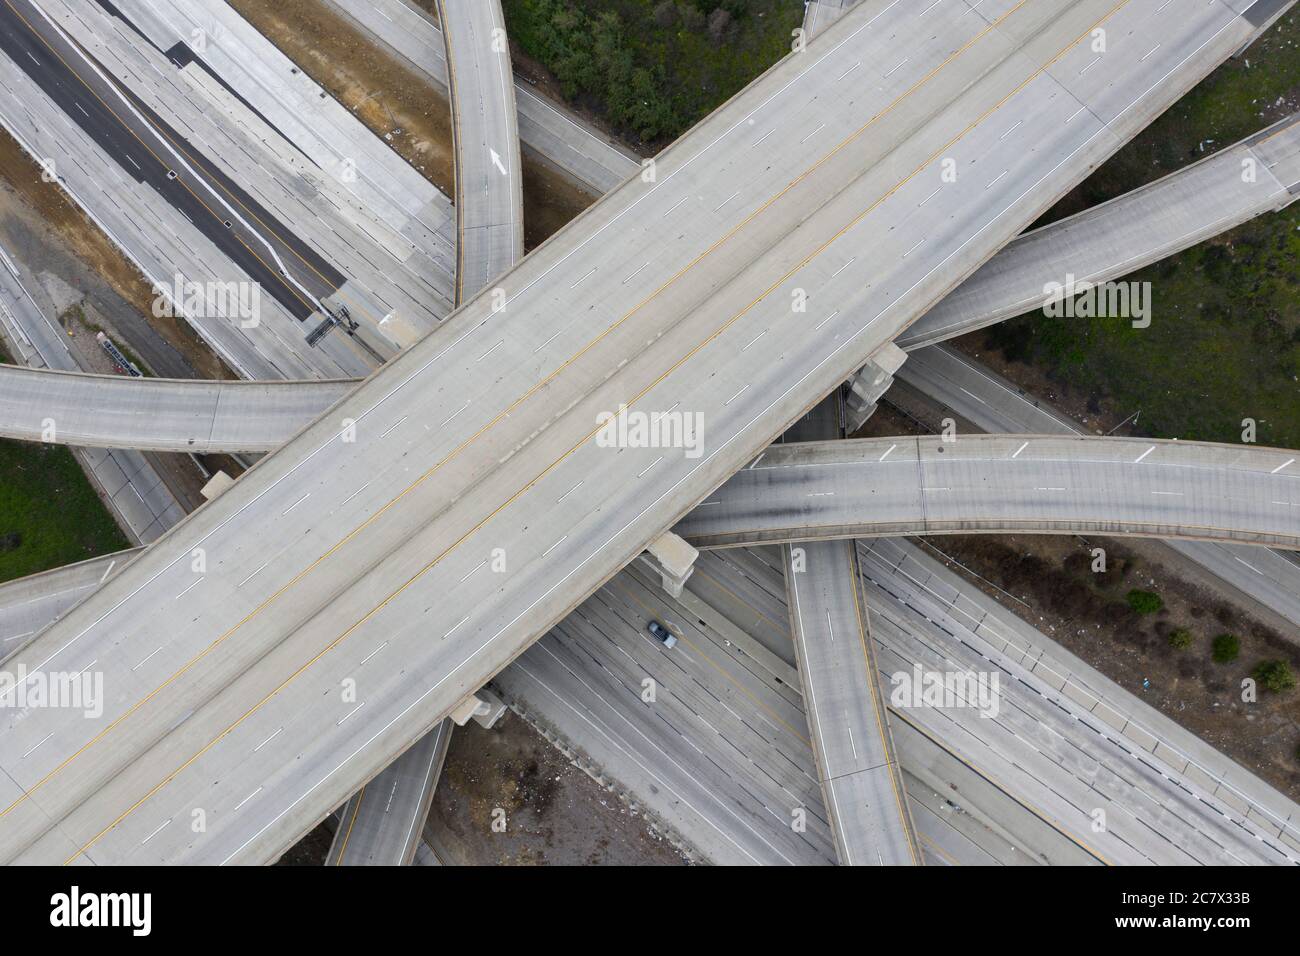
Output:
[438, 0, 524, 304]
[680, 435, 1300, 550]
[894, 344, 1300, 632]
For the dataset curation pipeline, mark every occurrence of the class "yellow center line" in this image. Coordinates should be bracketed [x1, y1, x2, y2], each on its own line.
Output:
[329, 785, 365, 865]
[917, 829, 960, 866]
[689, 563, 790, 638]
[7, 0, 1025, 835]
[64, 0, 1132, 863]
[65, 1, 1136, 863]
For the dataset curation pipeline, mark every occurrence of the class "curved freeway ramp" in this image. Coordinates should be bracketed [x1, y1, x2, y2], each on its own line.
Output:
[438, 0, 524, 303]
[677, 436, 1300, 550]
[0, 366, 350, 453]
[14, 432, 1298, 645]
[899, 110, 1300, 350]
[324, 719, 452, 866]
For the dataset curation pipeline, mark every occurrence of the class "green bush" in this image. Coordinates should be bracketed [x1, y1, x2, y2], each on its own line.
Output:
[1126, 589, 1163, 615]
[1253, 660, 1296, 694]
[1167, 628, 1193, 650]
[504, 0, 803, 144]
[1212, 633, 1240, 663]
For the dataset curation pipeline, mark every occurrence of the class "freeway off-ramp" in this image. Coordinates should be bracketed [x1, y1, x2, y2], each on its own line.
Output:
[438, 0, 524, 305]
[0, 1, 1279, 864]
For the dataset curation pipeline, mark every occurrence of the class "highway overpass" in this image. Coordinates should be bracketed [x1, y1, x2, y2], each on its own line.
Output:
[0, 252, 187, 543]
[0, 365, 348, 453]
[4, 105, 1296, 452]
[678, 435, 1300, 550]
[775, 0, 918, 869]
[328, 0, 529, 867]
[0, 0, 1275, 864]
[0, 0, 407, 377]
[439, 0, 525, 302]
[780, 387, 918, 864]
[319, 0, 640, 197]
[15, 427, 1298, 644]
[900, 109, 1300, 349]
[893, 344, 1300, 633]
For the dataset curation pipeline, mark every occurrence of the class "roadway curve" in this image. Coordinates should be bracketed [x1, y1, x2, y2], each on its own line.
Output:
[0, 365, 347, 453]
[2, 107, 1294, 452]
[677, 435, 1300, 550]
[438, 0, 524, 303]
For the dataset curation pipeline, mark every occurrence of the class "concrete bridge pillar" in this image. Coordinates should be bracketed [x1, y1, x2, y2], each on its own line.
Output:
[450, 688, 507, 729]
[642, 531, 699, 598]
[844, 343, 906, 433]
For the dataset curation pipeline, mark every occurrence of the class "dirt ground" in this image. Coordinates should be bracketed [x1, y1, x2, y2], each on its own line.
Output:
[520, 151, 598, 250]
[425, 712, 688, 866]
[235, 0, 601, 252]
[278, 712, 688, 866]
[0, 132, 233, 381]
[231, 0, 456, 196]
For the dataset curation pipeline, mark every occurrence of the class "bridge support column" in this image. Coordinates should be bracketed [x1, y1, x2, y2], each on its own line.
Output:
[642, 532, 699, 598]
[450, 688, 507, 729]
[200, 470, 235, 501]
[844, 343, 906, 433]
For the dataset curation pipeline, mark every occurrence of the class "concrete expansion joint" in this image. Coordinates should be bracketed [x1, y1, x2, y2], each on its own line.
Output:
[823, 759, 895, 785]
